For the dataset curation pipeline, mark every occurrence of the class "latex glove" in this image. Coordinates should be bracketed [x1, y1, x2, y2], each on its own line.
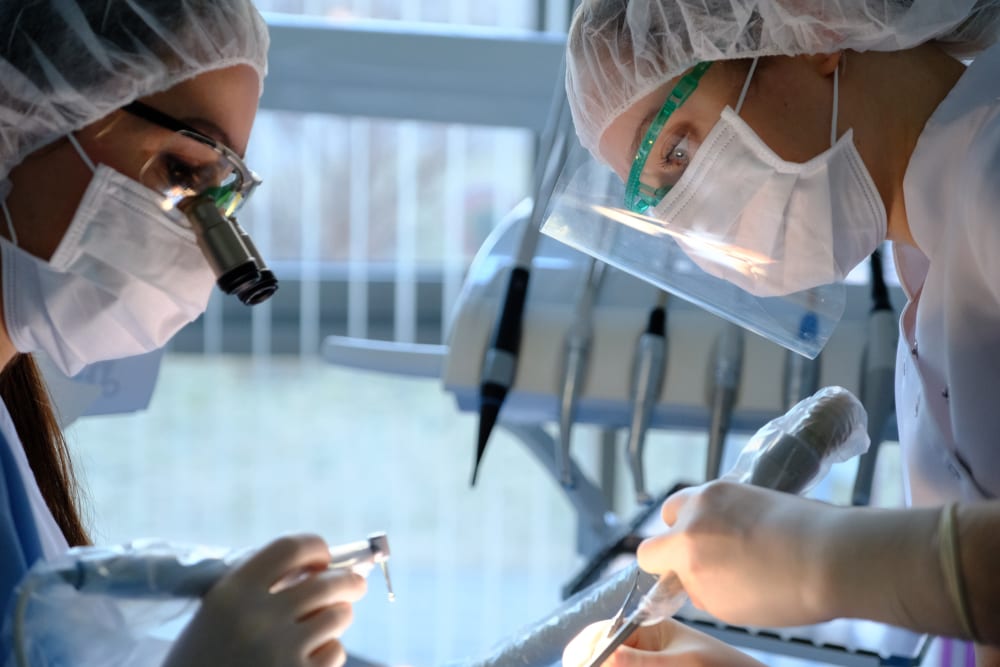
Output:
[637, 481, 839, 627]
[164, 534, 368, 667]
[562, 618, 766, 667]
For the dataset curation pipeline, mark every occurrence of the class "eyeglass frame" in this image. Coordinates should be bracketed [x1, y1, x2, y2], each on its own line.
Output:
[121, 100, 262, 216]
[624, 61, 713, 214]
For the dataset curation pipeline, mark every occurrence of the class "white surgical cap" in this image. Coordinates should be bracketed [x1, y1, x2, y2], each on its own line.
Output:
[0, 0, 269, 181]
[568, 0, 1000, 161]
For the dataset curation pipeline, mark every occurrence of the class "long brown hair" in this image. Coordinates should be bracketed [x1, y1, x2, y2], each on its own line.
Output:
[0, 354, 89, 546]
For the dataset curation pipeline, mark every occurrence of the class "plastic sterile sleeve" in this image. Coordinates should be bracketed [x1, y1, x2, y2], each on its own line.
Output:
[3, 540, 239, 667]
[723, 385, 870, 495]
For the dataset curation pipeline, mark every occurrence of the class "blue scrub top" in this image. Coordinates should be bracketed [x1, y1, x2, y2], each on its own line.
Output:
[0, 428, 44, 660]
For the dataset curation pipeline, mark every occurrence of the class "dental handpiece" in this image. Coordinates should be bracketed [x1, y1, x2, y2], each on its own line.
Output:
[852, 249, 897, 506]
[51, 533, 395, 601]
[705, 324, 745, 481]
[586, 387, 868, 667]
[557, 258, 607, 488]
[626, 293, 669, 505]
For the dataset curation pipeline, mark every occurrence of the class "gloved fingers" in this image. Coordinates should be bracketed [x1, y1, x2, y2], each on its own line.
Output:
[307, 639, 347, 667]
[660, 485, 701, 526]
[563, 620, 678, 666]
[295, 602, 355, 654]
[276, 570, 367, 619]
[635, 531, 682, 580]
[231, 534, 331, 589]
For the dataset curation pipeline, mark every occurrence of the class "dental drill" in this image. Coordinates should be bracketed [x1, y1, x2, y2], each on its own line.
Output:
[625, 293, 669, 505]
[851, 249, 897, 506]
[557, 258, 608, 488]
[13, 534, 395, 667]
[584, 387, 868, 667]
[704, 323, 745, 481]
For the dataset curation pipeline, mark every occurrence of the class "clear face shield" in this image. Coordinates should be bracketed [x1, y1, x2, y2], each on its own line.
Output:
[543, 62, 854, 359]
[122, 101, 277, 305]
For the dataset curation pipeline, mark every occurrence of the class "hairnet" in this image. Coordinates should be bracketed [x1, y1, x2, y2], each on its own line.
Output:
[568, 0, 1000, 161]
[0, 1, 269, 181]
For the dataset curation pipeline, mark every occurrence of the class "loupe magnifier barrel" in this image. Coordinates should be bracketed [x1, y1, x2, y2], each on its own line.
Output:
[178, 193, 278, 305]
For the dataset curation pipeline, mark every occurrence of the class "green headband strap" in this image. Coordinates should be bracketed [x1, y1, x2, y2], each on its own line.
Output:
[624, 61, 712, 213]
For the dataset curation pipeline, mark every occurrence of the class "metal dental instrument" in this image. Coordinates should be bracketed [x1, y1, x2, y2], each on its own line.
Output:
[556, 258, 608, 488]
[852, 248, 897, 506]
[607, 569, 643, 637]
[586, 388, 868, 667]
[625, 292, 669, 505]
[473, 60, 572, 486]
[704, 323, 745, 481]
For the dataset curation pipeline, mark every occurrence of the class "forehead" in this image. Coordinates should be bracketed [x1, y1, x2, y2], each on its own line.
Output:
[138, 64, 260, 156]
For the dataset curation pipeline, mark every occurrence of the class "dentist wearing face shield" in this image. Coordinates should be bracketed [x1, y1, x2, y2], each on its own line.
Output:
[0, 3, 364, 666]
[552, 1, 1000, 665]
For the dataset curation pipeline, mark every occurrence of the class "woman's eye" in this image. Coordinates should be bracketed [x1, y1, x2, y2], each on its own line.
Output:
[661, 136, 691, 169]
[163, 154, 201, 190]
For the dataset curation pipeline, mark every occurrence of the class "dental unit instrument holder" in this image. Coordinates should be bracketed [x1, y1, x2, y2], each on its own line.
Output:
[852, 249, 897, 506]
[12, 533, 394, 667]
[625, 293, 669, 505]
[584, 386, 869, 667]
[704, 323, 745, 481]
[473, 66, 573, 486]
[557, 258, 608, 488]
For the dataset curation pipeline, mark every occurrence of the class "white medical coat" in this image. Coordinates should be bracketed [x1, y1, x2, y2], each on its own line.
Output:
[895, 42, 1000, 506]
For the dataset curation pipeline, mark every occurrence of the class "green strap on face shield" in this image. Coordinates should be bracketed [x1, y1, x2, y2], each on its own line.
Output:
[625, 61, 712, 213]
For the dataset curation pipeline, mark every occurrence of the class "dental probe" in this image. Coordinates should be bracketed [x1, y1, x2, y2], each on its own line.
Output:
[556, 258, 607, 487]
[586, 388, 868, 667]
[625, 292, 669, 505]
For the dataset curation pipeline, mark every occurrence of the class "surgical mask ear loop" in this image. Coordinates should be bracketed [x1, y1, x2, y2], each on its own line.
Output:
[66, 133, 97, 173]
[734, 57, 760, 115]
[831, 60, 840, 148]
[1, 134, 98, 246]
[2, 201, 17, 246]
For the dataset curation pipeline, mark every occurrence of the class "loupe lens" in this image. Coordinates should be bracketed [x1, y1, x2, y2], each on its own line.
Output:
[238, 270, 279, 306]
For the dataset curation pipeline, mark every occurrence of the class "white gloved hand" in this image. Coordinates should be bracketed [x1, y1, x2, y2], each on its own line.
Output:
[562, 618, 766, 667]
[164, 534, 367, 667]
[637, 481, 841, 628]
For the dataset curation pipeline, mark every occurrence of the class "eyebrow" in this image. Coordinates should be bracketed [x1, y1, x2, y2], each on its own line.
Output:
[183, 117, 243, 158]
[629, 108, 661, 166]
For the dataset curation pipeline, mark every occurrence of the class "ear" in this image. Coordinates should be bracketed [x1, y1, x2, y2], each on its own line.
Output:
[809, 52, 843, 77]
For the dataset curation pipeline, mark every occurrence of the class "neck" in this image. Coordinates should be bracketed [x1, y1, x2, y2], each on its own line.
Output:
[850, 45, 967, 252]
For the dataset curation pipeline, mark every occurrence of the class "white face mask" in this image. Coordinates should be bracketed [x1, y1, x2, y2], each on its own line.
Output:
[653, 61, 887, 298]
[1, 135, 215, 377]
